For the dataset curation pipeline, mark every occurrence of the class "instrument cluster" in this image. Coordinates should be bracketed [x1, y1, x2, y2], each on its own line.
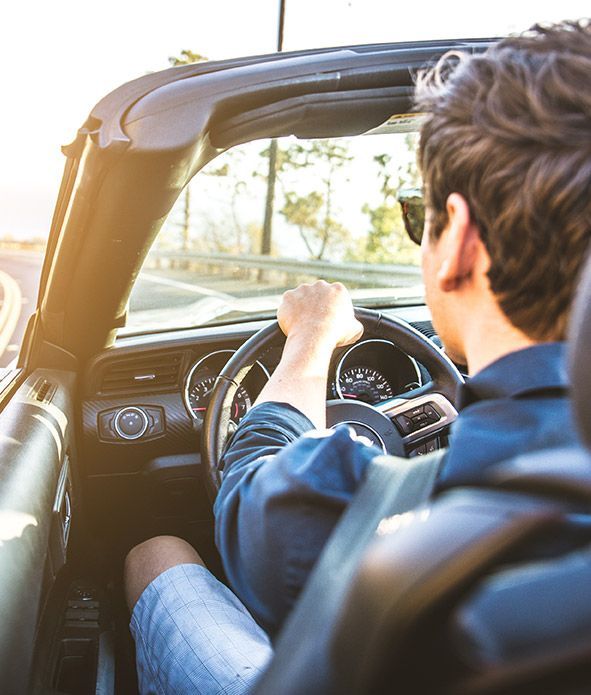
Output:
[183, 340, 422, 425]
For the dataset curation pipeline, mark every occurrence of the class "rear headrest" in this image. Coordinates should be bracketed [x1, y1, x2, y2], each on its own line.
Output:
[568, 247, 591, 450]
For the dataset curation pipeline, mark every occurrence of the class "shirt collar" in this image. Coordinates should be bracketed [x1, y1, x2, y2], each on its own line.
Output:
[457, 342, 569, 409]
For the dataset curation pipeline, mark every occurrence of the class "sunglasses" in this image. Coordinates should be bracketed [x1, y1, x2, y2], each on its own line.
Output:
[397, 188, 425, 246]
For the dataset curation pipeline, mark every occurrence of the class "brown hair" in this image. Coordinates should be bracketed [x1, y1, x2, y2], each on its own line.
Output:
[415, 19, 591, 340]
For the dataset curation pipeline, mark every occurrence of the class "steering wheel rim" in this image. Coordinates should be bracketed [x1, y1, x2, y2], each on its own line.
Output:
[202, 308, 463, 500]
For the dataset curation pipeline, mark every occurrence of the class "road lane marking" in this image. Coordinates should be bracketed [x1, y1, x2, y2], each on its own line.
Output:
[0, 271, 22, 360]
[139, 272, 234, 300]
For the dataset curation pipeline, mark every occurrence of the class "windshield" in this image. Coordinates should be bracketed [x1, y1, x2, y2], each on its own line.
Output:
[124, 128, 424, 334]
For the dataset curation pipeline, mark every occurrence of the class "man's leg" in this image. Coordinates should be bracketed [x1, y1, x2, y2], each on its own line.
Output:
[125, 535, 205, 611]
[124, 536, 273, 695]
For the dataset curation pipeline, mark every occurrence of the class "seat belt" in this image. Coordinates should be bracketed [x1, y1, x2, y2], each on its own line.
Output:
[254, 449, 447, 695]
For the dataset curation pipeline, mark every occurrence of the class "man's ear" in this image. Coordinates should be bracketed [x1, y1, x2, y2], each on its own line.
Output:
[436, 193, 482, 292]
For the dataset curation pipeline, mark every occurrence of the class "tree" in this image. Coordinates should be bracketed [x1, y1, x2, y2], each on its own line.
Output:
[168, 50, 209, 250]
[355, 138, 421, 265]
[168, 50, 208, 66]
[260, 139, 278, 261]
[201, 158, 253, 253]
[274, 140, 353, 260]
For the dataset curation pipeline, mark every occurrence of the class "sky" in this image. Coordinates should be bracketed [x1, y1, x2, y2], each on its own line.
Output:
[0, 0, 588, 239]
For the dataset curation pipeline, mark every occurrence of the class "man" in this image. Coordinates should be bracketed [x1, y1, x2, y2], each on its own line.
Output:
[125, 20, 591, 694]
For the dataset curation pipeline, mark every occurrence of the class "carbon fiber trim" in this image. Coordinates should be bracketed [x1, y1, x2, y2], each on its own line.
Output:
[81, 393, 197, 475]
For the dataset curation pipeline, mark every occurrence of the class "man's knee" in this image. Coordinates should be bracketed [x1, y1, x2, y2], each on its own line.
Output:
[124, 535, 204, 611]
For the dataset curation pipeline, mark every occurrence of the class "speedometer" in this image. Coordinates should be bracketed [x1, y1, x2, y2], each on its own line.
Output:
[338, 366, 394, 405]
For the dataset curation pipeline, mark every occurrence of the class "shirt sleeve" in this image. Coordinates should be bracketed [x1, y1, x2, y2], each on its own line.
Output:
[214, 401, 379, 637]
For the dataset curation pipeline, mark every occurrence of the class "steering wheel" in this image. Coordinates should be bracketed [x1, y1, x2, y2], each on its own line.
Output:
[202, 308, 463, 499]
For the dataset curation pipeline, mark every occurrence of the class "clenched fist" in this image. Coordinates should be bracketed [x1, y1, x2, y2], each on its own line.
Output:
[277, 281, 364, 350]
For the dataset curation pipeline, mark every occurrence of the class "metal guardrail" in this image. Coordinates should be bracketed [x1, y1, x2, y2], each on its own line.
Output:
[0, 242, 421, 288]
[148, 251, 421, 287]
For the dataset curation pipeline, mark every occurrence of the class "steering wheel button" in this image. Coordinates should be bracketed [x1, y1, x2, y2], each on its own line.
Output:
[423, 404, 441, 420]
[408, 405, 425, 418]
[394, 415, 413, 435]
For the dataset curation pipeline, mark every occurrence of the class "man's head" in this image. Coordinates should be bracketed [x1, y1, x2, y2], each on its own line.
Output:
[414, 20, 591, 367]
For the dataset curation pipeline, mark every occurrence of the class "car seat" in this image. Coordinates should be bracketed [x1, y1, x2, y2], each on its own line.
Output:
[254, 251, 591, 695]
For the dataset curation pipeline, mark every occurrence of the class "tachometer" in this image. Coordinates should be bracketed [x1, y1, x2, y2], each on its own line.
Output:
[184, 348, 269, 424]
[188, 374, 251, 423]
[338, 366, 394, 405]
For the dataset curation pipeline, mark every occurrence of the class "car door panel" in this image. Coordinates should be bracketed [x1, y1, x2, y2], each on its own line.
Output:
[0, 368, 76, 694]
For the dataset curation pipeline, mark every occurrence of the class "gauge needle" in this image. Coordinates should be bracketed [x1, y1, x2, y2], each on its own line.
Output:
[194, 407, 207, 412]
[342, 393, 359, 399]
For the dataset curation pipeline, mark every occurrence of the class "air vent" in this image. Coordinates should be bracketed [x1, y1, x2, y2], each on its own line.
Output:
[99, 352, 183, 394]
[410, 320, 442, 348]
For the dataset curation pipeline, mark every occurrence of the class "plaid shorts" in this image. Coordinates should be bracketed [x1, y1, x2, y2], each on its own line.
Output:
[130, 563, 273, 695]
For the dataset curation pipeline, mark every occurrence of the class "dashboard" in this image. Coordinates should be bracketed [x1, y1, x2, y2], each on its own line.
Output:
[81, 306, 444, 477]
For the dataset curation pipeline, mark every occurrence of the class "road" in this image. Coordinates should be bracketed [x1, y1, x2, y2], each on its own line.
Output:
[130, 269, 291, 313]
[0, 251, 42, 368]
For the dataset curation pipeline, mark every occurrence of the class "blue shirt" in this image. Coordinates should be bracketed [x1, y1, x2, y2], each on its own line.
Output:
[214, 343, 576, 636]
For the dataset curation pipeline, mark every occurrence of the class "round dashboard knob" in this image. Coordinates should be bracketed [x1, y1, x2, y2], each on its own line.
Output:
[114, 407, 149, 440]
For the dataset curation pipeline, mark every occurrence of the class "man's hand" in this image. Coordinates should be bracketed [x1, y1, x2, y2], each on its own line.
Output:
[255, 282, 363, 428]
[277, 281, 363, 349]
